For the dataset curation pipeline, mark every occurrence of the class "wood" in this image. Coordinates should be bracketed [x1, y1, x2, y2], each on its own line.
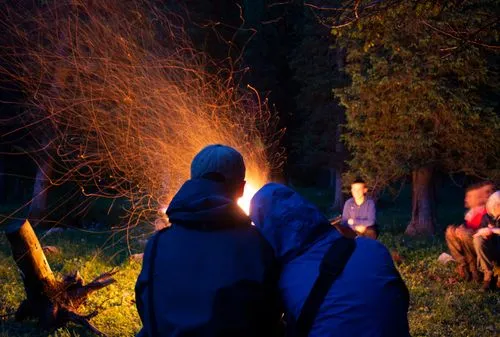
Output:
[29, 158, 52, 225]
[6, 219, 57, 311]
[405, 167, 436, 236]
[331, 167, 344, 212]
[5, 219, 116, 336]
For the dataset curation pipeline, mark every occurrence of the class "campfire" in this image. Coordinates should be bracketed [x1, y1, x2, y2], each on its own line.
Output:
[238, 182, 259, 215]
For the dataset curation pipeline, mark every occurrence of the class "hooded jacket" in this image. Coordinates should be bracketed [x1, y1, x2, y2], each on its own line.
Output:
[250, 183, 410, 337]
[135, 179, 280, 337]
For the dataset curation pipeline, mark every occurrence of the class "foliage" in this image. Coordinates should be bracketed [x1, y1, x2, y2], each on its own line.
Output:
[333, 0, 500, 193]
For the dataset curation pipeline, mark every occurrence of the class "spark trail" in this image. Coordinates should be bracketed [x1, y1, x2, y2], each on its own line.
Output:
[0, 0, 282, 227]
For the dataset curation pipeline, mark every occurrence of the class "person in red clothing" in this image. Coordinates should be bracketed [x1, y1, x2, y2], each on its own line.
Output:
[446, 182, 494, 282]
[463, 182, 492, 229]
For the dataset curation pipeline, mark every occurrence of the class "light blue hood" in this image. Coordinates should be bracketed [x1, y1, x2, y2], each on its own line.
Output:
[250, 183, 335, 263]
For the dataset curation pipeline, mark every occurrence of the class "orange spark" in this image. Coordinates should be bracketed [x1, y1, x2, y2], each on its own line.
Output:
[0, 0, 283, 228]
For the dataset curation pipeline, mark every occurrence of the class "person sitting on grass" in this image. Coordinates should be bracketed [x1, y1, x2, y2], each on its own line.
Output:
[445, 181, 494, 282]
[339, 178, 378, 239]
[250, 183, 410, 337]
[135, 144, 282, 337]
[473, 190, 500, 291]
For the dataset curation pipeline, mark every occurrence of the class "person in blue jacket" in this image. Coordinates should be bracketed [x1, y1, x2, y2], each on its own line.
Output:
[135, 145, 282, 337]
[250, 183, 410, 337]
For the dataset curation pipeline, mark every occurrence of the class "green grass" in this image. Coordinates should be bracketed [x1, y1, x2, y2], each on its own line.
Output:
[0, 227, 147, 337]
[380, 233, 499, 336]
[1, 184, 499, 336]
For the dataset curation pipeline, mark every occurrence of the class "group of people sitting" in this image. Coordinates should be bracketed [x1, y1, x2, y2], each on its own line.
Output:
[135, 144, 410, 337]
[445, 182, 500, 291]
[338, 176, 500, 292]
[134, 144, 499, 336]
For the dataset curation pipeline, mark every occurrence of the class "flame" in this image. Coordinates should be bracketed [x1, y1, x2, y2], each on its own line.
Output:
[238, 183, 259, 215]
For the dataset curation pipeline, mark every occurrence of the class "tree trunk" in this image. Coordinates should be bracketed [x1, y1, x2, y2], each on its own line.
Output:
[29, 159, 52, 225]
[0, 158, 4, 203]
[5, 219, 116, 335]
[331, 167, 344, 212]
[405, 167, 436, 236]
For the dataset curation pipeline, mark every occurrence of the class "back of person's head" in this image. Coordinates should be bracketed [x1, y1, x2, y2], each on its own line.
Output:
[486, 190, 500, 219]
[250, 183, 332, 263]
[191, 144, 246, 198]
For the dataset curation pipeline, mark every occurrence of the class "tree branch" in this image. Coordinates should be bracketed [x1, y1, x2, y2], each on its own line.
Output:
[421, 20, 500, 50]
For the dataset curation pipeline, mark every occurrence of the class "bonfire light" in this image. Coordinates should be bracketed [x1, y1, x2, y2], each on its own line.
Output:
[0, 0, 280, 228]
[238, 182, 259, 215]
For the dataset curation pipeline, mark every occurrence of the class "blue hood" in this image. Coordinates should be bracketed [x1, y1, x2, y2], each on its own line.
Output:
[167, 178, 250, 229]
[249, 183, 334, 263]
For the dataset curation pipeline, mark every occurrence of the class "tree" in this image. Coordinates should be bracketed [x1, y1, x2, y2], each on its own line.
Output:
[334, 0, 500, 235]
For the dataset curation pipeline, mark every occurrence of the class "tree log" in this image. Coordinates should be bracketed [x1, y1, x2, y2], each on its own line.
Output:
[5, 219, 116, 336]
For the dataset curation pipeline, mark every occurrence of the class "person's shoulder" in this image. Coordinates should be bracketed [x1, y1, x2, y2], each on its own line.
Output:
[231, 225, 276, 259]
[365, 198, 376, 206]
[344, 197, 355, 205]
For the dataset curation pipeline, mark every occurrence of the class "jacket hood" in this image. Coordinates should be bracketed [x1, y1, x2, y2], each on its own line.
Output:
[249, 183, 334, 263]
[167, 178, 250, 229]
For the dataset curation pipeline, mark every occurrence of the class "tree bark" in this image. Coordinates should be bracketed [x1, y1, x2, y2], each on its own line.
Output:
[29, 159, 52, 225]
[0, 158, 4, 203]
[331, 167, 344, 211]
[5, 219, 116, 335]
[405, 167, 436, 236]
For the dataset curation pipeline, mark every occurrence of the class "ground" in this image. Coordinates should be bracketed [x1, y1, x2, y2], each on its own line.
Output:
[0, 183, 498, 336]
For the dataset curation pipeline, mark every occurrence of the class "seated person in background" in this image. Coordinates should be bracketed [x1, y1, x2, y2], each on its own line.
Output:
[250, 183, 410, 337]
[135, 144, 281, 337]
[340, 178, 378, 239]
[446, 181, 494, 282]
[473, 190, 500, 291]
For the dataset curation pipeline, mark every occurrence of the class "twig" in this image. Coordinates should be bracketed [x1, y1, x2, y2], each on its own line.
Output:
[65, 310, 108, 337]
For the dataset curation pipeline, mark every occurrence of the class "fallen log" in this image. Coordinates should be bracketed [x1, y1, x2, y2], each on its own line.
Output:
[5, 219, 117, 336]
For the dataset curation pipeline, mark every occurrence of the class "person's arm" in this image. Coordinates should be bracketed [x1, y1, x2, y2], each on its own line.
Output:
[354, 200, 376, 228]
[134, 238, 154, 337]
[479, 214, 488, 228]
[332, 220, 358, 238]
[341, 200, 351, 227]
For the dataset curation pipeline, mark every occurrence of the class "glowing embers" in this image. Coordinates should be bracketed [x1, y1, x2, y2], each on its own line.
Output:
[238, 182, 259, 216]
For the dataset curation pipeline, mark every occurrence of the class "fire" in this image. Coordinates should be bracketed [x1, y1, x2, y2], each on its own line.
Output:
[238, 183, 259, 215]
[0, 0, 280, 228]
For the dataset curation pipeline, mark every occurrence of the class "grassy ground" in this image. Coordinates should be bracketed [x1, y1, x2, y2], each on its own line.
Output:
[0, 227, 146, 337]
[0, 184, 499, 336]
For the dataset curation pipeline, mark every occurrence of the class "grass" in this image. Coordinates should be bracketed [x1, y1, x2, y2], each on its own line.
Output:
[0, 227, 146, 337]
[1, 183, 499, 336]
